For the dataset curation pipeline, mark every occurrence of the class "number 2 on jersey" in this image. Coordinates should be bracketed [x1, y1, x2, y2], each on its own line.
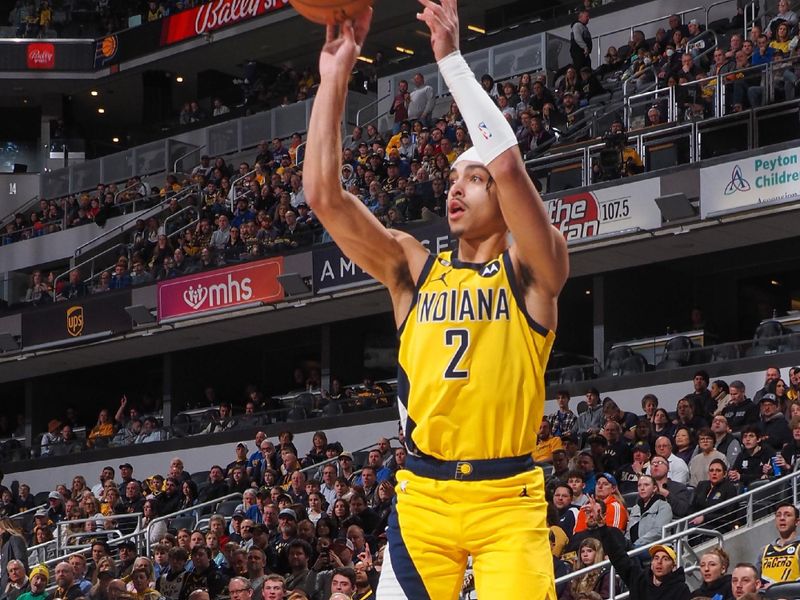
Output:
[444, 328, 470, 379]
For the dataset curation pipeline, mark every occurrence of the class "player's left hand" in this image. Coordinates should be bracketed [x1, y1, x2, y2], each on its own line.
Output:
[416, 0, 460, 61]
[319, 8, 373, 86]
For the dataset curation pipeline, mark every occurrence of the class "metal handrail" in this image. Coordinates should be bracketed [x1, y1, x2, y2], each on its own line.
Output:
[296, 436, 400, 478]
[554, 527, 723, 599]
[664, 468, 800, 538]
[0, 194, 39, 228]
[10, 502, 46, 521]
[52, 242, 130, 300]
[113, 180, 145, 210]
[593, 6, 705, 65]
[72, 183, 198, 260]
[355, 93, 392, 128]
[55, 513, 142, 556]
[705, 0, 739, 28]
[228, 168, 257, 210]
[145, 492, 242, 554]
[295, 141, 307, 167]
[163, 205, 200, 242]
[173, 144, 206, 173]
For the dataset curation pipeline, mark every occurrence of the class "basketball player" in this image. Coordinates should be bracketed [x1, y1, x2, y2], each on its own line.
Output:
[303, 0, 568, 597]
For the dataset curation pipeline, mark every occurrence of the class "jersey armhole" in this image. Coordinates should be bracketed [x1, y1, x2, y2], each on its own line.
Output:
[501, 250, 552, 339]
[396, 252, 436, 337]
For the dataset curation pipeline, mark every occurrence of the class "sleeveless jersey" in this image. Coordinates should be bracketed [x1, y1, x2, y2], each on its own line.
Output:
[761, 539, 800, 584]
[397, 249, 555, 461]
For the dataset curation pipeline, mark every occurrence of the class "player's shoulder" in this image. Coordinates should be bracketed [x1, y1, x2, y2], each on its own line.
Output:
[386, 229, 433, 286]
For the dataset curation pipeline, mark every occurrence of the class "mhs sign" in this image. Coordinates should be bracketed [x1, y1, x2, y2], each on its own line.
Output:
[157, 258, 285, 321]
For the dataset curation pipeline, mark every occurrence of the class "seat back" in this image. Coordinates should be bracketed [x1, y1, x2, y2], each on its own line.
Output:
[754, 320, 785, 350]
[664, 335, 694, 365]
[604, 345, 634, 377]
[620, 354, 648, 375]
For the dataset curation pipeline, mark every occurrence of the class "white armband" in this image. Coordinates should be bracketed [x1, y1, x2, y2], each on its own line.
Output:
[437, 50, 519, 165]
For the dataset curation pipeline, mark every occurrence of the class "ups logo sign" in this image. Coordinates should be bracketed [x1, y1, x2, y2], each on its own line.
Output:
[66, 306, 84, 337]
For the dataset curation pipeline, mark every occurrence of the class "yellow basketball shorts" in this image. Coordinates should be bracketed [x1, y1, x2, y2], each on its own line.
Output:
[376, 458, 556, 599]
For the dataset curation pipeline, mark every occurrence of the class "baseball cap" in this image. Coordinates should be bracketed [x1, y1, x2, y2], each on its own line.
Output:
[333, 537, 355, 552]
[119, 463, 133, 470]
[597, 472, 618, 487]
[279, 508, 297, 521]
[339, 452, 353, 461]
[689, 18, 699, 25]
[34, 509, 47, 518]
[560, 432, 577, 444]
[587, 434, 607, 446]
[649, 544, 677, 562]
[48, 491, 61, 500]
[118, 540, 137, 550]
[760, 393, 779, 404]
[237, 442, 249, 452]
[29, 565, 49, 581]
[632, 441, 651, 454]
[232, 508, 246, 520]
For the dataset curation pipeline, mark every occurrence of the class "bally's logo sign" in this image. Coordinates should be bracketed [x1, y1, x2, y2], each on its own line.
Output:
[66, 306, 84, 337]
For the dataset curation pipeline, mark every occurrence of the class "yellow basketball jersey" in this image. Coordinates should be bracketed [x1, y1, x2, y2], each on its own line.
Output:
[397, 249, 555, 461]
[761, 540, 800, 584]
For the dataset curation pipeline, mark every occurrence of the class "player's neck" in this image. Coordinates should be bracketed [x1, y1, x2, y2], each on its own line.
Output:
[454, 233, 507, 264]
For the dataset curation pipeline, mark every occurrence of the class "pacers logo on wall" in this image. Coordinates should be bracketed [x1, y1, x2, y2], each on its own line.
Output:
[66, 306, 84, 337]
[95, 35, 119, 68]
[546, 191, 600, 240]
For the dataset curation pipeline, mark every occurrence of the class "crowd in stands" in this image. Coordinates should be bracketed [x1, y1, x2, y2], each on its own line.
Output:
[0, 366, 798, 599]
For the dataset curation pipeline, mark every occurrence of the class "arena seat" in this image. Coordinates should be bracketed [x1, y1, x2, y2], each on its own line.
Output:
[558, 366, 586, 383]
[621, 353, 649, 375]
[603, 345, 634, 377]
[169, 515, 196, 532]
[216, 500, 241, 517]
[763, 581, 800, 599]
[663, 335, 695, 366]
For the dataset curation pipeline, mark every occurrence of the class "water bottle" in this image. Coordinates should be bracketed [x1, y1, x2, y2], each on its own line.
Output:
[771, 456, 782, 477]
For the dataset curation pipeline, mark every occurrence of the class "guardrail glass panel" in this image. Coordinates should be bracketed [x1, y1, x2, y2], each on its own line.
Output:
[240, 111, 272, 150]
[207, 120, 240, 156]
[69, 157, 102, 193]
[101, 150, 136, 183]
[134, 140, 167, 176]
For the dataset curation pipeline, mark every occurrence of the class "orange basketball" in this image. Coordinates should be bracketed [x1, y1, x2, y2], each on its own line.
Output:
[289, 0, 373, 25]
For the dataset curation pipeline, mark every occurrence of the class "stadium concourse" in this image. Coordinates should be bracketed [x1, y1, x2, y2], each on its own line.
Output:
[4, 0, 800, 599]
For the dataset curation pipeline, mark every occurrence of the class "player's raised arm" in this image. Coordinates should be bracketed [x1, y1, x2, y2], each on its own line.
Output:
[303, 11, 428, 319]
[417, 0, 568, 302]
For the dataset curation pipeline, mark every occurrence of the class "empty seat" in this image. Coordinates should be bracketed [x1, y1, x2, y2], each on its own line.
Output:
[620, 354, 648, 375]
[576, 400, 588, 415]
[752, 320, 787, 352]
[711, 344, 740, 362]
[603, 345, 634, 377]
[663, 335, 694, 365]
[216, 500, 241, 517]
[190, 471, 210, 486]
[559, 366, 586, 383]
[322, 400, 343, 417]
[286, 406, 307, 422]
[623, 492, 639, 508]
[708, 18, 731, 32]
[763, 581, 800, 599]
[169, 516, 195, 532]
[656, 358, 683, 371]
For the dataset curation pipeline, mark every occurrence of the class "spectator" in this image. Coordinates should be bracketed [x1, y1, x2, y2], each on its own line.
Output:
[759, 392, 792, 450]
[689, 459, 739, 529]
[627, 473, 672, 548]
[16, 564, 47, 600]
[547, 390, 579, 438]
[758, 502, 800, 585]
[653, 436, 690, 484]
[587, 498, 691, 600]
[691, 548, 733, 600]
[767, 0, 799, 36]
[570, 10, 593, 70]
[616, 441, 651, 494]
[688, 428, 728, 486]
[574, 473, 627, 533]
[535, 419, 563, 463]
[729, 425, 774, 486]
[561, 537, 612, 600]
[731, 563, 762, 599]
[577, 388, 604, 441]
[407, 73, 434, 126]
[52, 562, 81, 600]
[648, 456, 691, 518]
[2, 559, 28, 600]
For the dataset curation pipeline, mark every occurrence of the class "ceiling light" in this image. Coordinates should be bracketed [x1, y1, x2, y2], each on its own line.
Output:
[97, 108, 105, 114]
[467, 24, 486, 34]
[112, 137, 119, 143]
[356, 55, 374, 64]
[395, 46, 414, 55]
[176, 76, 184, 83]
[585, 290, 591, 295]
[771, 279, 781, 286]
[90, 90, 98, 96]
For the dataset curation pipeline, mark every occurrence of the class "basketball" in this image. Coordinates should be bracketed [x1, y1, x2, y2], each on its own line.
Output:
[289, 0, 373, 25]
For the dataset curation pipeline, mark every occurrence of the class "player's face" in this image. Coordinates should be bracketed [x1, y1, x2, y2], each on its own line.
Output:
[446, 162, 505, 239]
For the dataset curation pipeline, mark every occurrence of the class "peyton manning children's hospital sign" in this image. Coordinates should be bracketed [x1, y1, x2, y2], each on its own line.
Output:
[700, 147, 800, 218]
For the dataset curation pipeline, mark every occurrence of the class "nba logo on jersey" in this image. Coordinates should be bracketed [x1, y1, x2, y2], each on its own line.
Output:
[477, 121, 492, 140]
[480, 261, 500, 277]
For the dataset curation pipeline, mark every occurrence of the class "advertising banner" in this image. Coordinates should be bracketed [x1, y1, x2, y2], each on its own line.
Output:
[26, 43, 55, 69]
[21, 290, 132, 348]
[157, 258, 284, 321]
[0, 40, 93, 71]
[544, 179, 662, 242]
[160, 0, 289, 45]
[312, 221, 453, 294]
[700, 147, 800, 218]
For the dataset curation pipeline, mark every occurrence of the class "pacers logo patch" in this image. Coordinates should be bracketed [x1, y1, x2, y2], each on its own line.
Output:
[455, 462, 473, 479]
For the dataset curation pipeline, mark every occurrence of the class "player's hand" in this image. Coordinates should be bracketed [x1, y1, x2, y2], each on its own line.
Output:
[416, 0, 460, 61]
[319, 9, 373, 86]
